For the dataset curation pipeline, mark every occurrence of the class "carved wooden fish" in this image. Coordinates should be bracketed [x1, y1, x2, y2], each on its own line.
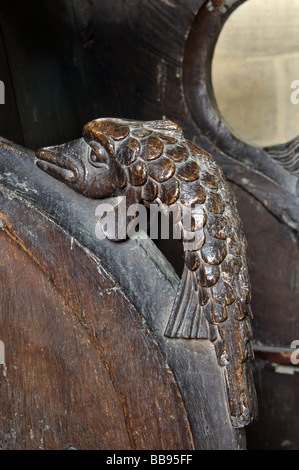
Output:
[36, 118, 258, 428]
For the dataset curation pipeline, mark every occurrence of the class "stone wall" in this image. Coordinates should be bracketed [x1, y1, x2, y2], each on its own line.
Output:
[212, 0, 299, 147]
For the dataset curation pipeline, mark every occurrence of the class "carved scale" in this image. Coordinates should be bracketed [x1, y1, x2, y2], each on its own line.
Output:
[36, 118, 258, 428]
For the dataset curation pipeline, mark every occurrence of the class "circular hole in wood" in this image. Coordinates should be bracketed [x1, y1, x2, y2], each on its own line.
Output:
[212, 0, 299, 147]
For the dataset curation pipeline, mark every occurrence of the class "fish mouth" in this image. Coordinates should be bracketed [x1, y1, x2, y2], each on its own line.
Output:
[35, 140, 83, 185]
[36, 157, 77, 183]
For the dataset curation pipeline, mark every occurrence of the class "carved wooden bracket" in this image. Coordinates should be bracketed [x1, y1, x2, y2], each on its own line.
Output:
[0, 0, 297, 450]
[35, 117, 258, 429]
[0, 129, 256, 449]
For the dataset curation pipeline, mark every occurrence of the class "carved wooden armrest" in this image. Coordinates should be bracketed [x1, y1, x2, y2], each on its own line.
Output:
[0, 118, 257, 449]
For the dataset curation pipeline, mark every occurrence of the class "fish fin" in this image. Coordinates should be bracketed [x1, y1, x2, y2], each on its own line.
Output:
[164, 266, 211, 339]
[164, 265, 258, 427]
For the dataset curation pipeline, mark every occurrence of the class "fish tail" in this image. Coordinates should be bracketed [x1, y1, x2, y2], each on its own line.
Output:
[164, 264, 258, 427]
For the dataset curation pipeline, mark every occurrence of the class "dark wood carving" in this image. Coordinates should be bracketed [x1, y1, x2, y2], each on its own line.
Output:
[0, 142, 194, 450]
[0, 0, 298, 450]
[35, 117, 257, 428]
[0, 141, 248, 450]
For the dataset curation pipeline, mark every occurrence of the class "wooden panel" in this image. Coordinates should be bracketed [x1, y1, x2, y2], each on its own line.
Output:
[0, 24, 23, 144]
[0, 0, 94, 149]
[230, 182, 299, 347]
[246, 362, 299, 450]
[1, 0, 297, 449]
[0, 142, 249, 449]
[0, 231, 131, 450]
[0, 189, 194, 450]
[73, 0, 201, 121]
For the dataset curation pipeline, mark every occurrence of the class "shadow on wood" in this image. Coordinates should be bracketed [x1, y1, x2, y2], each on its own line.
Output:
[0, 140, 247, 449]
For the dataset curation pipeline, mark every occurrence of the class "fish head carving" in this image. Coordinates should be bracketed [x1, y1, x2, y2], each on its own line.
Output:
[36, 117, 185, 198]
[36, 119, 129, 198]
[35, 116, 258, 426]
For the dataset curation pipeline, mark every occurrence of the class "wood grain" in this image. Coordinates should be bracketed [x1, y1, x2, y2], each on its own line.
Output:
[0, 143, 247, 449]
[0, 231, 131, 450]
[0, 191, 194, 450]
[0, 0, 298, 449]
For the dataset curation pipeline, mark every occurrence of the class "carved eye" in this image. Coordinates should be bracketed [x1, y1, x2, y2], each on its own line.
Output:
[88, 144, 108, 167]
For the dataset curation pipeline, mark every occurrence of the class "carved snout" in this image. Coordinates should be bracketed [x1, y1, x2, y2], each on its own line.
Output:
[35, 138, 87, 185]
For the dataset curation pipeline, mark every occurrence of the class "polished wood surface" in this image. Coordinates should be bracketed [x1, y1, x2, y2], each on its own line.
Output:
[0, 0, 298, 449]
[0, 143, 246, 449]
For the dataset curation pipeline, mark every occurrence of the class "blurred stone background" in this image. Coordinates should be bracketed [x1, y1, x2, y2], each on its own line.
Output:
[212, 0, 299, 148]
